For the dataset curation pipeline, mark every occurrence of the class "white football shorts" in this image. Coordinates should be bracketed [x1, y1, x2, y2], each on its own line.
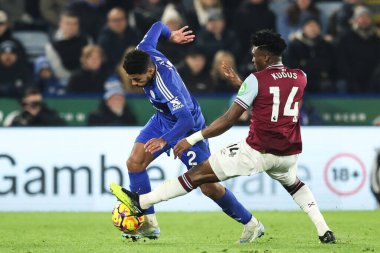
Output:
[209, 140, 299, 186]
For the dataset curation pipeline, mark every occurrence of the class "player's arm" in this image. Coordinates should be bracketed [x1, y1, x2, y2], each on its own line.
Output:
[137, 21, 194, 51]
[173, 74, 258, 158]
[144, 71, 195, 154]
[144, 108, 195, 154]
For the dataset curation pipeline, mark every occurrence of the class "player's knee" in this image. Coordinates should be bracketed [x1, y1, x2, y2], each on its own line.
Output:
[126, 157, 146, 172]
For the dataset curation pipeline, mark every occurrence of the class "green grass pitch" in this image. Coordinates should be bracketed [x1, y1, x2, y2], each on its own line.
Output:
[0, 211, 379, 253]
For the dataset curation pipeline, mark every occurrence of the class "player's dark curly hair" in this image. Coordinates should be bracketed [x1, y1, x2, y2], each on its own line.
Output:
[123, 49, 151, 74]
[251, 30, 287, 56]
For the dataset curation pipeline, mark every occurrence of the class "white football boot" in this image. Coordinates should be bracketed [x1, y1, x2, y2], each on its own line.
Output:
[238, 217, 265, 243]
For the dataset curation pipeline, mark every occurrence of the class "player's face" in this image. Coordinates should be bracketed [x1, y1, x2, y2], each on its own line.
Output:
[251, 47, 267, 71]
[127, 68, 155, 87]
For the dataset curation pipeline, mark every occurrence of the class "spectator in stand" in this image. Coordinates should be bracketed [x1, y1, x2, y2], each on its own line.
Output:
[8, 88, 66, 127]
[177, 46, 209, 93]
[185, 0, 223, 31]
[22, 0, 47, 30]
[209, 50, 239, 93]
[196, 9, 241, 67]
[134, 0, 165, 33]
[87, 76, 138, 126]
[286, 17, 335, 93]
[234, 0, 276, 76]
[66, 0, 107, 40]
[0, 40, 32, 98]
[98, 7, 141, 72]
[336, 6, 380, 93]
[66, 45, 108, 94]
[277, 0, 325, 43]
[327, 0, 363, 38]
[34, 56, 65, 96]
[234, 0, 276, 58]
[0, 1, 24, 27]
[45, 10, 90, 86]
[370, 60, 380, 92]
[0, 10, 27, 61]
[103, 0, 135, 14]
[157, 4, 188, 67]
[39, 0, 71, 30]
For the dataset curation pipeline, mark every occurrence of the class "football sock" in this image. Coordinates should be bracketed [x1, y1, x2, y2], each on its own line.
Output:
[214, 188, 253, 225]
[129, 171, 155, 215]
[291, 183, 330, 236]
[140, 176, 190, 210]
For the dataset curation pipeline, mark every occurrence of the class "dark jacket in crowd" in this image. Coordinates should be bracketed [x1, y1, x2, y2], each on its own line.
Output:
[157, 39, 189, 67]
[10, 104, 66, 126]
[66, 66, 109, 94]
[177, 62, 210, 93]
[336, 29, 380, 93]
[67, 1, 107, 40]
[51, 35, 89, 72]
[287, 33, 335, 93]
[196, 28, 241, 65]
[0, 60, 32, 98]
[97, 26, 141, 71]
[87, 101, 138, 126]
[234, 1, 276, 54]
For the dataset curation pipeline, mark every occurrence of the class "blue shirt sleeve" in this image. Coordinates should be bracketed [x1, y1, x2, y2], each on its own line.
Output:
[137, 21, 171, 51]
[161, 109, 195, 145]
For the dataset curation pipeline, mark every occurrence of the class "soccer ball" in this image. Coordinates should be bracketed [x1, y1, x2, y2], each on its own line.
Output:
[112, 202, 144, 232]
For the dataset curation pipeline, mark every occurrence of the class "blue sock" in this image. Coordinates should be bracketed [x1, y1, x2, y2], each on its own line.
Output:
[214, 188, 252, 225]
[128, 171, 155, 215]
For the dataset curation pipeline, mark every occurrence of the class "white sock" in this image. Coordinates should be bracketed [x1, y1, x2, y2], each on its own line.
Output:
[292, 185, 330, 236]
[140, 178, 188, 210]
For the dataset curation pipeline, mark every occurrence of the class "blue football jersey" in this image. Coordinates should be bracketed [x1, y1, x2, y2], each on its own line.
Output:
[136, 22, 204, 130]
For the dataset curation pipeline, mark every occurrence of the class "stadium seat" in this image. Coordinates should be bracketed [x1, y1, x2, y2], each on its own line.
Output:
[13, 30, 50, 61]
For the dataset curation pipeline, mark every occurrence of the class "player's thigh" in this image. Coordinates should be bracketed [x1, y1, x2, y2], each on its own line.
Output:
[179, 139, 211, 169]
[127, 142, 156, 172]
[265, 154, 299, 186]
[209, 140, 264, 181]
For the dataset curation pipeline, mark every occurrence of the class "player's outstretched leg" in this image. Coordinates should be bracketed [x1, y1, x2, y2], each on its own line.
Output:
[124, 143, 160, 240]
[284, 180, 336, 243]
[116, 161, 266, 243]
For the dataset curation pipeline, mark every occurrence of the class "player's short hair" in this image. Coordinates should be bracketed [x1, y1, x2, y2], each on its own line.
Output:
[251, 30, 287, 56]
[123, 49, 152, 75]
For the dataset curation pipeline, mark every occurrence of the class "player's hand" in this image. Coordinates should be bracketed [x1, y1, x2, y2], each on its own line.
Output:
[169, 26, 195, 44]
[144, 138, 167, 154]
[173, 139, 192, 159]
[221, 61, 242, 87]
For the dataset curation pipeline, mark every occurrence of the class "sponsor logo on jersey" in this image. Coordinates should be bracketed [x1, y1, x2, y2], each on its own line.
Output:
[170, 97, 184, 111]
[238, 82, 247, 96]
[150, 90, 156, 99]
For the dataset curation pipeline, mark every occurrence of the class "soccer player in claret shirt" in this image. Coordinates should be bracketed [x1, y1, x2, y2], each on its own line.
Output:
[110, 21, 262, 242]
[111, 30, 337, 244]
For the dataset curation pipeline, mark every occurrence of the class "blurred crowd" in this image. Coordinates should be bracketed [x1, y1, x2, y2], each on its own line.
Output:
[0, 0, 380, 126]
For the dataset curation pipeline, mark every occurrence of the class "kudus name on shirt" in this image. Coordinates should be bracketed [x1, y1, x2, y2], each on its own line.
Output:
[271, 72, 297, 80]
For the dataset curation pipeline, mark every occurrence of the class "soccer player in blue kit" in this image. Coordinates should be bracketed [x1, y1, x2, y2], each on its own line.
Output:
[110, 21, 264, 243]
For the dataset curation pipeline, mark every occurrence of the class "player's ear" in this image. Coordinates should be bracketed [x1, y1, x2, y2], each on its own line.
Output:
[147, 67, 155, 75]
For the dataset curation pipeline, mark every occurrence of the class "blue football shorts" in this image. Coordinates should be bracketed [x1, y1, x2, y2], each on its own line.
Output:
[135, 114, 211, 169]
